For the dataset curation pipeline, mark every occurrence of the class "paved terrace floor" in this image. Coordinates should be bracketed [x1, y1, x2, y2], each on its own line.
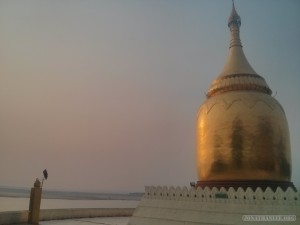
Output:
[17, 217, 129, 225]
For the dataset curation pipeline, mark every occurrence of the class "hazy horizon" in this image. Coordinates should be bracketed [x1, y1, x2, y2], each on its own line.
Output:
[1, 0, 299, 193]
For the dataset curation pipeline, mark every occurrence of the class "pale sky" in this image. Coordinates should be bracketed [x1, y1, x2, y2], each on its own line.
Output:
[0, 0, 299, 193]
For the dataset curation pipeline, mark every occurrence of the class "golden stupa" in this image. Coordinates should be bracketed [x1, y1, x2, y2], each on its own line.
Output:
[196, 3, 293, 190]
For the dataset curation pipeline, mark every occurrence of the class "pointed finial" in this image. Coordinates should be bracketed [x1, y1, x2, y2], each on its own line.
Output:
[228, 0, 241, 28]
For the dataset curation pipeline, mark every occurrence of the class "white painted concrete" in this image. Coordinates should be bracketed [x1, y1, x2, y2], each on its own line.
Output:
[128, 186, 299, 225]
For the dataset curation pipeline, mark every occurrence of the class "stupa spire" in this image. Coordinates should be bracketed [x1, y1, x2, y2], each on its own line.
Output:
[206, 1, 272, 97]
[220, 1, 256, 76]
[228, 0, 242, 48]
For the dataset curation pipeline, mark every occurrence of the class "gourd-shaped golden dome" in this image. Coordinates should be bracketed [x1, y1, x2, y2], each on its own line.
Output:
[196, 3, 291, 183]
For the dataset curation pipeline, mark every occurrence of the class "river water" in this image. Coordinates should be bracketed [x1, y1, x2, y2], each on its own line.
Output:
[0, 197, 139, 212]
[0, 187, 141, 225]
[0, 186, 141, 212]
[0, 197, 138, 225]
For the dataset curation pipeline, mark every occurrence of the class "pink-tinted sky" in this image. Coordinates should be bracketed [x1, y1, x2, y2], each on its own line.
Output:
[0, 0, 299, 192]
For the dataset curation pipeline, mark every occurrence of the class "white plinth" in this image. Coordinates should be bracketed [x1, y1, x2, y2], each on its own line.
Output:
[128, 186, 299, 225]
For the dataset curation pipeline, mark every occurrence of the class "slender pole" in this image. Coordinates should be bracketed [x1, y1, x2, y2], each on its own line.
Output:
[41, 178, 45, 188]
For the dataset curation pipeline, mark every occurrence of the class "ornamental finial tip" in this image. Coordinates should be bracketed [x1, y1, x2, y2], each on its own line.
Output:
[228, 0, 241, 28]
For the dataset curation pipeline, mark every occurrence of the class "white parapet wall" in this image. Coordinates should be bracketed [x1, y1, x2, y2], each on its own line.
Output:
[40, 208, 134, 221]
[0, 208, 134, 225]
[0, 211, 28, 225]
[128, 186, 299, 225]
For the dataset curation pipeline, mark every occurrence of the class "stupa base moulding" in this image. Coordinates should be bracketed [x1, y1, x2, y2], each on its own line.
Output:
[196, 180, 296, 192]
